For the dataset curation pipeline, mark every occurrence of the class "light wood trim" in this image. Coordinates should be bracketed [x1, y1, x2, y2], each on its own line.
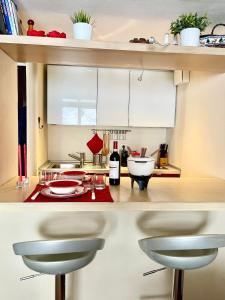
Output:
[0, 50, 17, 185]
[1, 35, 225, 71]
[174, 70, 190, 85]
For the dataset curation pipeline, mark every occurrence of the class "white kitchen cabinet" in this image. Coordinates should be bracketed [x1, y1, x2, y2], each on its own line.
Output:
[129, 70, 176, 127]
[97, 68, 129, 126]
[47, 65, 97, 125]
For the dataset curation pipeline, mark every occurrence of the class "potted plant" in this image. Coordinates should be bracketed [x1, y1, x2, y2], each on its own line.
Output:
[71, 10, 93, 40]
[170, 13, 210, 46]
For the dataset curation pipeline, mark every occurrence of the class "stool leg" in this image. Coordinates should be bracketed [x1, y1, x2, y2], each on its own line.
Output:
[131, 177, 134, 189]
[173, 270, 184, 300]
[55, 274, 65, 300]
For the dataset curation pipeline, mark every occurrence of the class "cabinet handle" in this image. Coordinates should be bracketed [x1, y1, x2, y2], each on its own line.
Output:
[38, 117, 44, 129]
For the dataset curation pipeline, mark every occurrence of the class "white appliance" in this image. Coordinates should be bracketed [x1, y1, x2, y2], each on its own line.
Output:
[127, 156, 155, 190]
[127, 156, 155, 176]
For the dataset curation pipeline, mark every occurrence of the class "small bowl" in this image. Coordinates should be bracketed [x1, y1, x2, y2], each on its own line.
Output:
[47, 180, 82, 195]
[61, 170, 87, 180]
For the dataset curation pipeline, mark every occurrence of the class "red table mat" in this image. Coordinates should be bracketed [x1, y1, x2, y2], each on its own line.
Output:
[24, 185, 114, 203]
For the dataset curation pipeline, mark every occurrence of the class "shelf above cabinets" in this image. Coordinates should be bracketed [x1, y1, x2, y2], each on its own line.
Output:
[1, 35, 225, 71]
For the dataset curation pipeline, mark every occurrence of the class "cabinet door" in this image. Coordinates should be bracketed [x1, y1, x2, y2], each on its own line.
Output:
[97, 68, 129, 126]
[129, 70, 176, 127]
[47, 66, 97, 125]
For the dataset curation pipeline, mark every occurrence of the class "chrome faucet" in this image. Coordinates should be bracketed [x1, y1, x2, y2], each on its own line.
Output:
[68, 152, 85, 168]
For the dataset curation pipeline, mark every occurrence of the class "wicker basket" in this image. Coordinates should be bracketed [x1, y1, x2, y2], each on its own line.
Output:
[200, 24, 225, 47]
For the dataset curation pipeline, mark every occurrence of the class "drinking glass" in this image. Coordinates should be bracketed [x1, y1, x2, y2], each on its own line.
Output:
[39, 170, 59, 184]
[82, 175, 95, 191]
[94, 174, 106, 190]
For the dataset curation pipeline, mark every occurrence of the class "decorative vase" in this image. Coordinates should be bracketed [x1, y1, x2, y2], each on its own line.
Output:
[180, 28, 200, 46]
[73, 23, 92, 40]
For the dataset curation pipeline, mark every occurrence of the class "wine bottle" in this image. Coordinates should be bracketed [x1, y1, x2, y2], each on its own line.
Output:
[109, 141, 120, 185]
[120, 145, 129, 167]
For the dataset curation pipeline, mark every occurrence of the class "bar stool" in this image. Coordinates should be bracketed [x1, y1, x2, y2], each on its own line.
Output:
[139, 234, 225, 300]
[13, 238, 105, 300]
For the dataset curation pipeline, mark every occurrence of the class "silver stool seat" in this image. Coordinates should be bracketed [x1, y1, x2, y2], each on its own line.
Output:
[139, 235, 225, 300]
[13, 238, 104, 300]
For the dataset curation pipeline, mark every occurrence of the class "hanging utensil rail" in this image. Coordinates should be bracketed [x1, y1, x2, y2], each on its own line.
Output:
[91, 129, 131, 140]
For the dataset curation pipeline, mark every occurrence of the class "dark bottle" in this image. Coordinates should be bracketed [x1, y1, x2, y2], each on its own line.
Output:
[157, 143, 168, 168]
[120, 145, 129, 167]
[109, 141, 120, 185]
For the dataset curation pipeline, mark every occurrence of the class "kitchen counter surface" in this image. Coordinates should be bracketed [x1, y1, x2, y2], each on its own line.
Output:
[0, 177, 225, 211]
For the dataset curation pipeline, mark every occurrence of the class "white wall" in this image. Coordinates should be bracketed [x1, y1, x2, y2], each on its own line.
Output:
[168, 72, 225, 179]
[18, 10, 171, 42]
[1, 211, 225, 300]
[48, 125, 166, 161]
[0, 50, 18, 185]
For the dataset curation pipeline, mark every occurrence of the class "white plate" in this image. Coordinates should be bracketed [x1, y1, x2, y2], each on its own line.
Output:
[40, 186, 87, 199]
[46, 179, 82, 195]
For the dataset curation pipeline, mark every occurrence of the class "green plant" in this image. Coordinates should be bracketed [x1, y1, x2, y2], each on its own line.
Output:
[170, 13, 210, 36]
[71, 10, 92, 24]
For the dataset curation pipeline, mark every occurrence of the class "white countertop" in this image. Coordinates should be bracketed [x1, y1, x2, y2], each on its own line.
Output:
[0, 176, 225, 211]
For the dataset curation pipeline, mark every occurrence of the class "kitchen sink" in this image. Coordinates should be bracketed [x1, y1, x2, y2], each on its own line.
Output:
[44, 161, 107, 171]
[49, 162, 81, 169]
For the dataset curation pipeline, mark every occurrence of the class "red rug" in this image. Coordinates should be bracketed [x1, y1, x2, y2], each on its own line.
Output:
[25, 185, 114, 203]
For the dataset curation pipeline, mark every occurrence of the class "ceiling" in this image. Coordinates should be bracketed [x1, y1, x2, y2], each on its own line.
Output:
[16, 0, 225, 23]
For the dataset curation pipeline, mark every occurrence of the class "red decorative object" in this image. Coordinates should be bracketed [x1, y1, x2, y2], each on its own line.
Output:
[27, 19, 46, 36]
[86, 133, 103, 154]
[27, 29, 46, 37]
[27, 19, 34, 28]
[27, 19, 66, 38]
[47, 30, 67, 38]
[131, 151, 141, 157]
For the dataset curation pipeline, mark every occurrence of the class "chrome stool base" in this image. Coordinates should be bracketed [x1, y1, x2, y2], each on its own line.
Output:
[173, 270, 184, 300]
[55, 274, 65, 300]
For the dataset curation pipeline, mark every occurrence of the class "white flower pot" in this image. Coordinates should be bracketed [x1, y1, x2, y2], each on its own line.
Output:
[180, 28, 200, 46]
[73, 23, 92, 40]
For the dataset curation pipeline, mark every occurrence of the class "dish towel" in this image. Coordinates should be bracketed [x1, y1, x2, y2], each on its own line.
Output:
[86, 133, 103, 154]
[24, 185, 114, 203]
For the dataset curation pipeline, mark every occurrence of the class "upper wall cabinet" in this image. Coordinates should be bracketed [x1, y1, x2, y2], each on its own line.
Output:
[97, 68, 129, 126]
[47, 65, 97, 125]
[129, 70, 176, 127]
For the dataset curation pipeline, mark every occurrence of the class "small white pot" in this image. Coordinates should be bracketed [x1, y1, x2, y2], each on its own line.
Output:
[73, 22, 92, 40]
[127, 157, 155, 177]
[180, 28, 200, 46]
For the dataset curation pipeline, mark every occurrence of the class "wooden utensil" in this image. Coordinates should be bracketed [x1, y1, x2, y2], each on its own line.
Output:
[102, 132, 110, 156]
[141, 148, 147, 157]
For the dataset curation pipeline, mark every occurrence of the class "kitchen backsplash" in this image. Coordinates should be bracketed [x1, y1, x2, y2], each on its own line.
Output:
[48, 125, 167, 161]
